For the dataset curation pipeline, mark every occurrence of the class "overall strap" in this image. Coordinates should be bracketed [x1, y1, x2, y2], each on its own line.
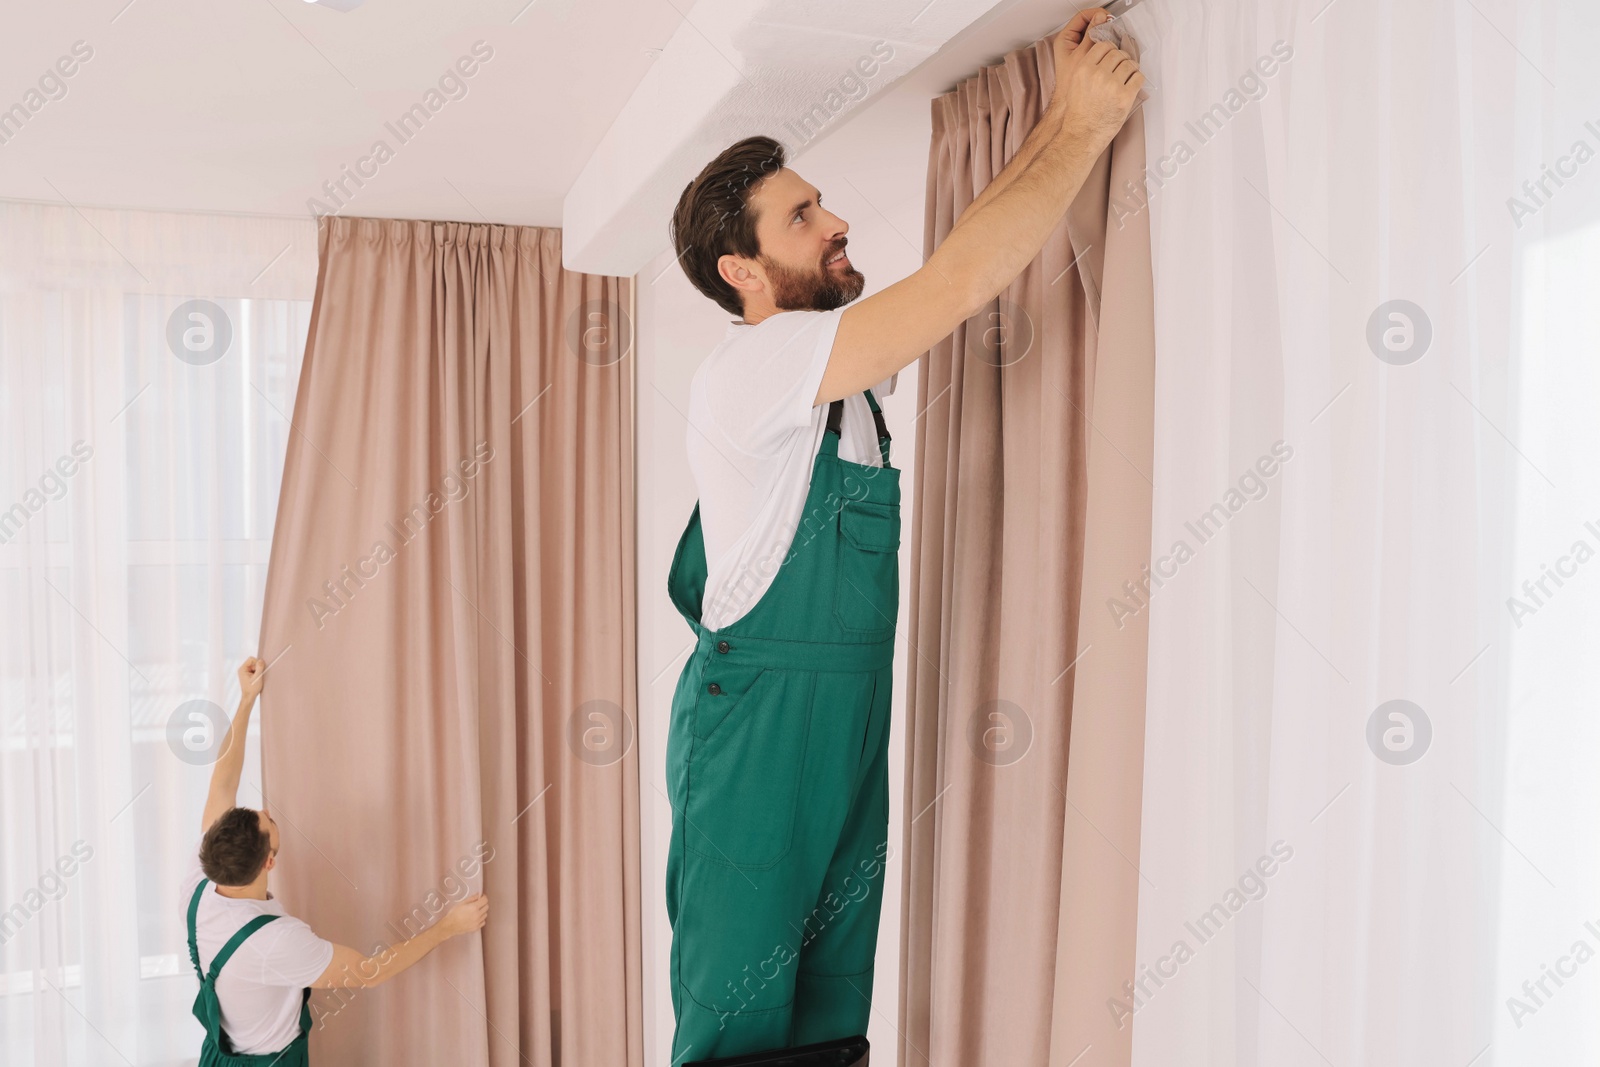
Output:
[207, 914, 282, 984]
[186, 880, 208, 983]
[825, 390, 893, 466]
[824, 398, 845, 445]
[863, 388, 892, 466]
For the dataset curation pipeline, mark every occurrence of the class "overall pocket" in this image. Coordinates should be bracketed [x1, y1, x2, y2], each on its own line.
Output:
[685, 670, 811, 870]
[832, 499, 900, 637]
[692, 662, 770, 742]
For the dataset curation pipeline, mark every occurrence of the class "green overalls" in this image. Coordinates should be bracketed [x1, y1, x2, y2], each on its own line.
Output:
[665, 389, 899, 1063]
[186, 879, 313, 1067]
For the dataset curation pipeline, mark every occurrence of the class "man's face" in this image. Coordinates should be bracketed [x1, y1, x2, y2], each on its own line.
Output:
[734, 166, 865, 316]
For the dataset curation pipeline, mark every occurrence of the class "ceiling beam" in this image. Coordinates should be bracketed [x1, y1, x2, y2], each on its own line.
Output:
[561, 0, 1008, 276]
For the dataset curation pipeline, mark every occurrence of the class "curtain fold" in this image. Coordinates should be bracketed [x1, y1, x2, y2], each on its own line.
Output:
[899, 33, 1155, 1067]
[257, 217, 641, 1067]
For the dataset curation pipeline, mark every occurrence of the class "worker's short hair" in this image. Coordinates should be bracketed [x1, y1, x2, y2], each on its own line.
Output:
[669, 135, 787, 318]
[200, 807, 272, 886]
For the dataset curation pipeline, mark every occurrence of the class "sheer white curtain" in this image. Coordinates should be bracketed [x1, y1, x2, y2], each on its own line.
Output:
[0, 200, 317, 1066]
[1123, 0, 1600, 1064]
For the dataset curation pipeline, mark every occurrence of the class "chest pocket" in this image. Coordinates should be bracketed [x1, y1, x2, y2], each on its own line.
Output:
[833, 499, 900, 637]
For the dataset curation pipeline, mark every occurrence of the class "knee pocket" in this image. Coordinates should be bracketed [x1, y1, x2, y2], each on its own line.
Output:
[685, 670, 812, 870]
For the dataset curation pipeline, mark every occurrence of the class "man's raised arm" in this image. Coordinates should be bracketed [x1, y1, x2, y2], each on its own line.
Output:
[949, 7, 1107, 231]
[815, 6, 1145, 406]
[200, 656, 265, 834]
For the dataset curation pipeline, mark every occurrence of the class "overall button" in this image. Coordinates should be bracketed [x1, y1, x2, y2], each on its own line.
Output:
[707, 682, 722, 695]
[716, 640, 730, 654]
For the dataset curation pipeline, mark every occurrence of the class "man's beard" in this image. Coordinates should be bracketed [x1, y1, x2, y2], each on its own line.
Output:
[761, 249, 865, 312]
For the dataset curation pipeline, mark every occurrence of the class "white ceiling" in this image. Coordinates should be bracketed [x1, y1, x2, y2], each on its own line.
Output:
[0, 0, 679, 226]
[0, 0, 1095, 263]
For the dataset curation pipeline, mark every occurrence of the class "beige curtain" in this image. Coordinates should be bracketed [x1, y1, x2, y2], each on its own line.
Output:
[898, 32, 1155, 1067]
[257, 217, 641, 1067]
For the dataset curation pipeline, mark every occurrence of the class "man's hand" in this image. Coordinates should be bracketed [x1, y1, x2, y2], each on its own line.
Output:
[238, 656, 266, 703]
[1054, 4, 1108, 50]
[1050, 8, 1145, 144]
[438, 893, 490, 937]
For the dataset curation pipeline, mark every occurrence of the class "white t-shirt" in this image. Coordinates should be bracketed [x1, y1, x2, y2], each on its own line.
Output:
[180, 835, 334, 1054]
[686, 306, 898, 631]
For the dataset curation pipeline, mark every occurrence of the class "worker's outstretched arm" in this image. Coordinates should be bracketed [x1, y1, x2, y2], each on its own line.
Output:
[200, 657, 266, 834]
[817, 9, 1144, 405]
[311, 893, 489, 990]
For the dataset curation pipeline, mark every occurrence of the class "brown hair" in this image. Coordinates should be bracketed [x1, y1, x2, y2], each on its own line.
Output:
[669, 135, 787, 318]
[200, 807, 272, 886]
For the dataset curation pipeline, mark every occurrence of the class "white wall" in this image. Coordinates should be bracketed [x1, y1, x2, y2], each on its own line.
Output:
[634, 80, 935, 1065]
